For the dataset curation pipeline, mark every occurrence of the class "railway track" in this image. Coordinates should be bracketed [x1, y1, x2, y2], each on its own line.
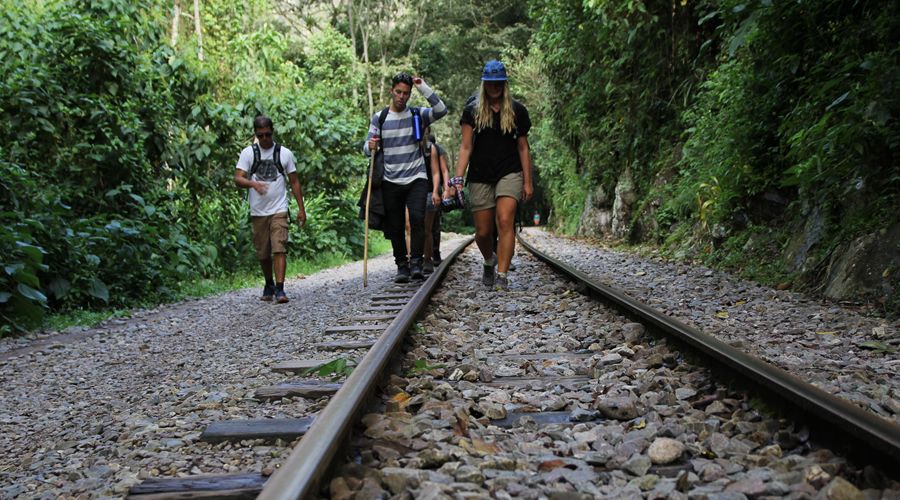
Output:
[126, 234, 900, 499]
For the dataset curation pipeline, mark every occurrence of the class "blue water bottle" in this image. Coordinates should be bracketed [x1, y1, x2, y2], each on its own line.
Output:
[412, 110, 422, 141]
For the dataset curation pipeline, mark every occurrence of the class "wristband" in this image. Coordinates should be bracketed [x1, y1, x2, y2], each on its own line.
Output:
[450, 176, 464, 187]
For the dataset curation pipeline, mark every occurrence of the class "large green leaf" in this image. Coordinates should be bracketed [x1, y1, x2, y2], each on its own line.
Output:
[16, 283, 47, 303]
[88, 278, 109, 303]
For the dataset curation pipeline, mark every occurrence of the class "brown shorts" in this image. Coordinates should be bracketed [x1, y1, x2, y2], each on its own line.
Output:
[468, 171, 523, 212]
[251, 212, 289, 260]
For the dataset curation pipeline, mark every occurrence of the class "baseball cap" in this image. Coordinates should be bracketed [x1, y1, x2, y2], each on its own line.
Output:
[481, 60, 508, 81]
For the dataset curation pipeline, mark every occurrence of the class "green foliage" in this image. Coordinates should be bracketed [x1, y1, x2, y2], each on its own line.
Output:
[0, 0, 369, 335]
[407, 358, 446, 375]
[305, 357, 356, 379]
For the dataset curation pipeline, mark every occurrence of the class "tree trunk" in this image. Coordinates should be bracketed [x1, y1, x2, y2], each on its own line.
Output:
[171, 1, 180, 47]
[346, 0, 359, 107]
[193, 0, 204, 61]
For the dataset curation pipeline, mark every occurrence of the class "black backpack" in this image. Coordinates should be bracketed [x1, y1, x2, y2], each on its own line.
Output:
[249, 143, 286, 182]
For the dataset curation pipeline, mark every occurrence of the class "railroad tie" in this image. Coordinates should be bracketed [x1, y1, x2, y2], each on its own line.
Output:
[201, 416, 315, 442]
[253, 381, 342, 401]
[127, 473, 266, 499]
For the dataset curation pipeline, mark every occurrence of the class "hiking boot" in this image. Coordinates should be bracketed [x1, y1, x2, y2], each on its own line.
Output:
[482, 263, 495, 287]
[275, 289, 289, 303]
[395, 264, 411, 283]
[495, 274, 509, 291]
[261, 284, 275, 301]
[410, 260, 425, 280]
[422, 259, 434, 275]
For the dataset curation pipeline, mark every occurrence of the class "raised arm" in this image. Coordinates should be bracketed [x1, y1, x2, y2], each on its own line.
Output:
[414, 77, 448, 126]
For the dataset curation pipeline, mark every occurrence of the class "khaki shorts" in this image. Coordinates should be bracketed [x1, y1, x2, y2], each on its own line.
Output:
[468, 171, 523, 212]
[251, 212, 289, 260]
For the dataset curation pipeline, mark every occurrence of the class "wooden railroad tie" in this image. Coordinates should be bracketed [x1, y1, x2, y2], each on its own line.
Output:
[201, 416, 315, 442]
[127, 473, 266, 499]
[253, 381, 342, 401]
[314, 339, 377, 350]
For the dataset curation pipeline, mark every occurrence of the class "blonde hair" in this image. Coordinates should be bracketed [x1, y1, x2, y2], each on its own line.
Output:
[474, 81, 516, 135]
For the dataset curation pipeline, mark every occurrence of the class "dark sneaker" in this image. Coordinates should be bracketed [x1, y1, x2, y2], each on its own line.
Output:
[410, 260, 424, 280]
[432, 257, 442, 267]
[275, 289, 289, 303]
[395, 264, 411, 283]
[261, 284, 275, 301]
[482, 263, 495, 287]
[509, 261, 517, 271]
[422, 259, 434, 275]
[495, 274, 509, 291]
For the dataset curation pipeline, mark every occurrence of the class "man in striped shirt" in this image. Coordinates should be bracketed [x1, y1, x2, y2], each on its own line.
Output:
[364, 73, 448, 282]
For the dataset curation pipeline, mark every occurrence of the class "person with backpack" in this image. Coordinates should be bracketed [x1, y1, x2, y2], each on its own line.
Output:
[448, 60, 533, 291]
[423, 129, 450, 274]
[234, 115, 306, 303]
[364, 73, 447, 283]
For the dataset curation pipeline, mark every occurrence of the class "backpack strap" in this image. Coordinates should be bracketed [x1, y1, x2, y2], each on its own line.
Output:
[250, 143, 261, 178]
[377, 107, 389, 133]
[249, 143, 286, 181]
[273, 144, 285, 178]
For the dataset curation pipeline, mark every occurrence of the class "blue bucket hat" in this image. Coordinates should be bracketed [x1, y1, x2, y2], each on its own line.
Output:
[481, 59, 508, 81]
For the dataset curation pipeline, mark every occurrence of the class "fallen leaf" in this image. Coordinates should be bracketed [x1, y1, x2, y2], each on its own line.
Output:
[472, 438, 501, 455]
[538, 459, 567, 471]
[629, 418, 647, 430]
[734, 300, 746, 306]
[390, 392, 411, 409]
[715, 311, 729, 319]
[815, 331, 837, 335]
[858, 341, 895, 353]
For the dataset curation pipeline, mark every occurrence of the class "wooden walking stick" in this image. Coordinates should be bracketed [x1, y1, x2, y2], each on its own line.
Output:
[363, 137, 378, 287]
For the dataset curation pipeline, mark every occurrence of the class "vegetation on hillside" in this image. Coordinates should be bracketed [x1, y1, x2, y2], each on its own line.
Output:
[2, 0, 897, 334]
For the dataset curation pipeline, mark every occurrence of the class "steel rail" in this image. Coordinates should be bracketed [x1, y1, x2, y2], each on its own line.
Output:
[517, 233, 900, 470]
[258, 237, 475, 500]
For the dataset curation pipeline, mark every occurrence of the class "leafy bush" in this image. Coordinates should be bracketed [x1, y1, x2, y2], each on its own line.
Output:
[0, 0, 369, 335]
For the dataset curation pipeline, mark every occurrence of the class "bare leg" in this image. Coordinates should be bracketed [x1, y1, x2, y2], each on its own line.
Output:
[405, 208, 411, 259]
[260, 257, 274, 283]
[473, 209, 496, 261]
[273, 253, 287, 284]
[495, 197, 518, 273]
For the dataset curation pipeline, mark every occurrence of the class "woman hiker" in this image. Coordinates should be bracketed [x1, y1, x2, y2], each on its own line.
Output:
[448, 60, 533, 290]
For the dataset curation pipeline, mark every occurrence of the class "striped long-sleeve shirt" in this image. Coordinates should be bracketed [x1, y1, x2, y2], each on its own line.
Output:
[363, 81, 448, 185]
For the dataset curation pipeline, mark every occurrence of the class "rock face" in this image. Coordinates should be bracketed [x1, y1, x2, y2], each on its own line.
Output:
[822, 222, 900, 302]
[576, 167, 638, 241]
[578, 185, 612, 239]
[611, 167, 637, 240]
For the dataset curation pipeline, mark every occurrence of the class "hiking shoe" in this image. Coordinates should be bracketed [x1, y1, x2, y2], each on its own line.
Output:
[395, 264, 411, 283]
[410, 260, 425, 280]
[482, 263, 495, 287]
[275, 289, 289, 303]
[509, 260, 517, 271]
[422, 259, 434, 275]
[495, 274, 509, 291]
[261, 284, 275, 301]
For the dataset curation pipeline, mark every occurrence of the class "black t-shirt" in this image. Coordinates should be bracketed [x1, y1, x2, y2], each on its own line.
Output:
[424, 141, 446, 184]
[460, 99, 531, 184]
